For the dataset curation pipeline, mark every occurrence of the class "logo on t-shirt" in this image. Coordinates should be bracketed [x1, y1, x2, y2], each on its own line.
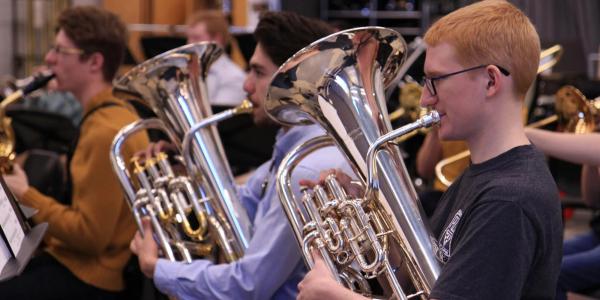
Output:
[435, 209, 463, 264]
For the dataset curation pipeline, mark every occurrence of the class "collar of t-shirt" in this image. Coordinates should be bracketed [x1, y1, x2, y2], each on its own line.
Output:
[465, 144, 535, 177]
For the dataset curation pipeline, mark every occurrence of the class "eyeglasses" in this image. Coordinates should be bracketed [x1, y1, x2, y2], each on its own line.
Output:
[49, 44, 85, 56]
[421, 64, 510, 96]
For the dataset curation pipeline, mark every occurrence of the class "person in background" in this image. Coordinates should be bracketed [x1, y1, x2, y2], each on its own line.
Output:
[0, 6, 148, 299]
[130, 11, 347, 300]
[186, 10, 246, 107]
[526, 128, 600, 299]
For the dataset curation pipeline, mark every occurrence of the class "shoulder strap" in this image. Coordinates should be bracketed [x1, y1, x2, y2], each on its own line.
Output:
[78, 102, 122, 126]
[61, 102, 122, 204]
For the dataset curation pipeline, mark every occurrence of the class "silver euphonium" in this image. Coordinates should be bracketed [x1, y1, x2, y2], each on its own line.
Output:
[110, 42, 252, 263]
[265, 27, 441, 299]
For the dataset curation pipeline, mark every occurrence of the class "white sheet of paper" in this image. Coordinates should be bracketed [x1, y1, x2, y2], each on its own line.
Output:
[0, 189, 25, 255]
[0, 236, 10, 272]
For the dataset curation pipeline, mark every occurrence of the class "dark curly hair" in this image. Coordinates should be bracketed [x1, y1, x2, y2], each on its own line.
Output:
[57, 6, 127, 82]
[254, 11, 335, 66]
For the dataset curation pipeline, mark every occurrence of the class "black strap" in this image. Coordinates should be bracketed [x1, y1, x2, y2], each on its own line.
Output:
[61, 102, 122, 204]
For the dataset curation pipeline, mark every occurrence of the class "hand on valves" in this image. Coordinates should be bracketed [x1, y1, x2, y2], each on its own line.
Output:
[297, 169, 368, 300]
[299, 168, 364, 198]
[134, 140, 177, 161]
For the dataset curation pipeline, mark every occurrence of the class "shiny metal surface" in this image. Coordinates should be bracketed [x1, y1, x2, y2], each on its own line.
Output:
[111, 42, 252, 262]
[0, 71, 55, 173]
[266, 27, 440, 299]
[111, 119, 190, 262]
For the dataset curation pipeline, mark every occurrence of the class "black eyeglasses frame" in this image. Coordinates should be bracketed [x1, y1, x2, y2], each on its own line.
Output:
[421, 64, 510, 96]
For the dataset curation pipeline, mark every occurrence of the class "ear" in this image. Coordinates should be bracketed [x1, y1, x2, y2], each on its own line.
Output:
[484, 65, 502, 97]
[86, 52, 105, 74]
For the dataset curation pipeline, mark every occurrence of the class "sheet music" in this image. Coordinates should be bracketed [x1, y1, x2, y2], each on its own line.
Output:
[0, 236, 9, 271]
[0, 189, 24, 255]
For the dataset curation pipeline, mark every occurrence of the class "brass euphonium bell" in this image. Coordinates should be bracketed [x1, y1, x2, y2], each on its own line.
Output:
[266, 27, 440, 300]
[0, 71, 54, 173]
[110, 42, 252, 263]
[553, 85, 599, 133]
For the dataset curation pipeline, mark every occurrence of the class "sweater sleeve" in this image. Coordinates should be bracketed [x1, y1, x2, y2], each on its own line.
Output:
[20, 106, 148, 255]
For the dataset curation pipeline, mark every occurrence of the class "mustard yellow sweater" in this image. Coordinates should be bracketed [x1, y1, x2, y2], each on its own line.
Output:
[20, 88, 149, 291]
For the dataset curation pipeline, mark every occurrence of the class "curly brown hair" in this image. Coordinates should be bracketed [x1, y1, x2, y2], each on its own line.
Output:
[57, 6, 127, 82]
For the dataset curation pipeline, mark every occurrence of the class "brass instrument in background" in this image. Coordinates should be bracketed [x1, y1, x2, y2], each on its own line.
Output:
[435, 45, 565, 188]
[110, 42, 252, 263]
[388, 36, 428, 138]
[390, 80, 423, 123]
[266, 27, 441, 300]
[551, 85, 599, 133]
[389, 81, 430, 143]
[436, 85, 599, 187]
[0, 71, 54, 173]
[388, 36, 427, 127]
[538, 45, 563, 74]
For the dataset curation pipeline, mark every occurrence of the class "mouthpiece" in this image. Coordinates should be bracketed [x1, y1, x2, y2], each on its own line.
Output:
[21, 71, 55, 96]
[421, 110, 440, 128]
[233, 99, 254, 115]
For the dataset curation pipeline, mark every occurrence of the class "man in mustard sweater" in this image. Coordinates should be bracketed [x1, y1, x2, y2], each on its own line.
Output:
[0, 6, 148, 299]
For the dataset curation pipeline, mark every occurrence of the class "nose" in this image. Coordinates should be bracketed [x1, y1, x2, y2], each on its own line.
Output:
[243, 74, 254, 96]
[44, 50, 56, 66]
[419, 86, 437, 108]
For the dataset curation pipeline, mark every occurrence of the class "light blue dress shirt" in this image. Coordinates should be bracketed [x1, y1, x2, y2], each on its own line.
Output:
[153, 124, 351, 300]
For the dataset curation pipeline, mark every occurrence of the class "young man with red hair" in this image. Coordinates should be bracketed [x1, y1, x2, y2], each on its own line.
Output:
[298, 1, 562, 299]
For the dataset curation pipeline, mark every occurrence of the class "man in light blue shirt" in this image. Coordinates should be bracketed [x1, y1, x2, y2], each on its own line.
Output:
[130, 11, 341, 299]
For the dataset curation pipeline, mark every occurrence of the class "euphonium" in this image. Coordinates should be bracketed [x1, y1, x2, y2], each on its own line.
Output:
[110, 42, 252, 263]
[266, 27, 441, 299]
[0, 70, 54, 173]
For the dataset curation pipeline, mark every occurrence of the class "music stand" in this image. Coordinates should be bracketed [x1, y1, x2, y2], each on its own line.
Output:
[0, 176, 47, 281]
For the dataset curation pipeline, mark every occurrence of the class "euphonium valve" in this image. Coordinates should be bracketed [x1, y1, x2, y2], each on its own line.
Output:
[266, 27, 441, 299]
[280, 111, 440, 299]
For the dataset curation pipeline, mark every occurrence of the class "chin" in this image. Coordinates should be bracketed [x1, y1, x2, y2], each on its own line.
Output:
[438, 128, 458, 141]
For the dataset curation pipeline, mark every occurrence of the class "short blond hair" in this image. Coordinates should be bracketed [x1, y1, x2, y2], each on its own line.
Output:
[424, 0, 540, 96]
[187, 10, 231, 46]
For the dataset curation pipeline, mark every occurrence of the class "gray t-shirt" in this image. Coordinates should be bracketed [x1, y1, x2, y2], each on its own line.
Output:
[429, 144, 563, 299]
